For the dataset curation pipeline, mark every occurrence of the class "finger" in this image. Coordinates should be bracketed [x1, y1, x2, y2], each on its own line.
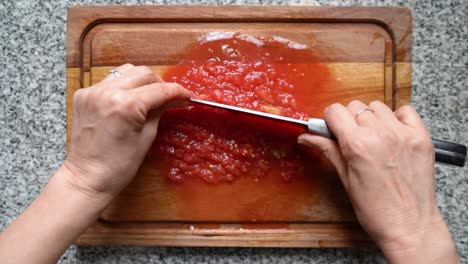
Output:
[298, 134, 348, 187]
[346, 100, 377, 127]
[109, 66, 162, 90]
[368, 100, 398, 122]
[138, 110, 162, 153]
[138, 97, 190, 150]
[394, 105, 426, 129]
[103, 63, 135, 82]
[130, 82, 191, 111]
[368, 100, 401, 130]
[395, 105, 428, 133]
[323, 103, 358, 140]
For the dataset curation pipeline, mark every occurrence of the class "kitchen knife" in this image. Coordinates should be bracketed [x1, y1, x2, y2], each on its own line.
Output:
[189, 98, 467, 167]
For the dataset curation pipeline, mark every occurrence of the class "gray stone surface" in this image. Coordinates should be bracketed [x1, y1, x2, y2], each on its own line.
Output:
[0, 0, 466, 263]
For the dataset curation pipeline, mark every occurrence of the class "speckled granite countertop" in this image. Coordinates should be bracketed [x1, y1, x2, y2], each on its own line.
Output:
[0, 0, 466, 263]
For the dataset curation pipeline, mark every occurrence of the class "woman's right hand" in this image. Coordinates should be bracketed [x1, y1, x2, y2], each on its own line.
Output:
[298, 100, 458, 263]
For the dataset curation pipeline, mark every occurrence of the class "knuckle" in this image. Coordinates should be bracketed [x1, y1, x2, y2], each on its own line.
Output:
[408, 135, 434, 153]
[108, 92, 127, 106]
[323, 103, 343, 122]
[324, 103, 342, 115]
[347, 100, 363, 108]
[137, 65, 154, 76]
[107, 93, 145, 120]
[122, 97, 138, 109]
[72, 88, 90, 105]
[122, 63, 134, 68]
[138, 66, 158, 83]
[397, 104, 414, 114]
[369, 100, 384, 108]
[72, 89, 83, 101]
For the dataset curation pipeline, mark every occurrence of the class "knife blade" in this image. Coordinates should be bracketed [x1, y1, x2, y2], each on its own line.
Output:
[189, 98, 333, 138]
[188, 98, 467, 167]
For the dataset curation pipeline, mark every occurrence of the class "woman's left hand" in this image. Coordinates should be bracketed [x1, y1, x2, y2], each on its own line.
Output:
[64, 63, 190, 199]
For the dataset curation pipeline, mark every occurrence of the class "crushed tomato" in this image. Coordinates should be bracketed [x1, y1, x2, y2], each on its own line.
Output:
[150, 32, 332, 184]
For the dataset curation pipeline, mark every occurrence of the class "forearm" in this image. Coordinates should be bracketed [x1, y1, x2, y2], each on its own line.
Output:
[380, 218, 459, 264]
[0, 165, 111, 264]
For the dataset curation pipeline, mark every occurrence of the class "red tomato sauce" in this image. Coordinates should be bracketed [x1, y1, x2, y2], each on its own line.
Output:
[150, 32, 333, 184]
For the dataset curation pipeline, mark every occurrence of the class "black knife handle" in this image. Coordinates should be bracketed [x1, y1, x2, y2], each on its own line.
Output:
[433, 139, 467, 167]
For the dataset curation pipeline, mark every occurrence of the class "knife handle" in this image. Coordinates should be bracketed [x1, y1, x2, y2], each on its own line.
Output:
[433, 139, 467, 167]
[306, 119, 467, 167]
[307, 118, 335, 139]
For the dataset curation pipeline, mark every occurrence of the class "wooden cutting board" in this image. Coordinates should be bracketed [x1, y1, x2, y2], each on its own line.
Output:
[67, 6, 411, 247]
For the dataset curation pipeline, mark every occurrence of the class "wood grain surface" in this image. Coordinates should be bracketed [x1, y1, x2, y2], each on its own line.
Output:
[66, 5, 412, 247]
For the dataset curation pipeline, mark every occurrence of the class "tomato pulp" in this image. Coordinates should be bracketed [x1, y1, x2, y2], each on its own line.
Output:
[151, 32, 333, 184]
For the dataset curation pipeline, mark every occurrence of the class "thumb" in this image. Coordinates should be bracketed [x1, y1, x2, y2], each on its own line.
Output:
[140, 98, 189, 145]
[132, 82, 190, 139]
[298, 133, 348, 187]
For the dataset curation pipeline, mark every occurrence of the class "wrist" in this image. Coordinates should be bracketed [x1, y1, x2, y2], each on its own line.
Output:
[379, 214, 459, 264]
[59, 161, 114, 206]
